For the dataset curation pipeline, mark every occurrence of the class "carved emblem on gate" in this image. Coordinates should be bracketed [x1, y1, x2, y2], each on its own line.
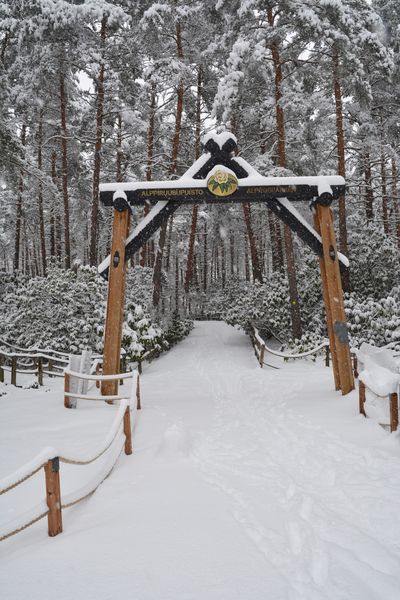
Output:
[207, 169, 238, 197]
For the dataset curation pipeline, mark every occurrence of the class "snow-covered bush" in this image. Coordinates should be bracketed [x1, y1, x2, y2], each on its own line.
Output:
[0, 261, 106, 352]
[345, 287, 400, 351]
[122, 303, 168, 362]
[348, 221, 399, 299]
[125, 266, 154, 308]
[164, 311, 194, 347]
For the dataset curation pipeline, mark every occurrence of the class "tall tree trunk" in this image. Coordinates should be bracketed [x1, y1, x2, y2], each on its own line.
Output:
[175, 252, 179, 311]
[140, 84, 156, 267]
[37, 109, 47, 275]
[59, 70, 71, 269]
[14, 124, 26, 271]
[203, 220, 208, 292]
[242, 202, 263, 282]
[153, 20, 184, 306]
[89, 14, 107, 266]
[244, 238, 250, 282]
[364, 150, 374, 222]
[380, 148, 389, 235]
[221, 239, 226, 288]
[184, 65, 202, 292]
[230, 231, 235, 276]
[0, 29, 10, 63]
[116, 112, 123, 182]
[268, 7, 302, 338]
[392, 158, 400, 248]
[332, 48, 349, 291]
[50, 151, 57, 257]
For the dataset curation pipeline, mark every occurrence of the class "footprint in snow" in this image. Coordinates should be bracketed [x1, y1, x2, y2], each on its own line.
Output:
[155, 422, 192, 459]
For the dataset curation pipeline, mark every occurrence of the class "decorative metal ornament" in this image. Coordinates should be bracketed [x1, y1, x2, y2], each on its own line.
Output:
[207, 169, 238, 197]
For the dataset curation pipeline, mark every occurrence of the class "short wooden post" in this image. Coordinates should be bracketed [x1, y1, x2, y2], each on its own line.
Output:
[119, 356, 125, 386]
[359, 381, 366, 417]
[390, 392, 398, 433]
[315, 205, 354, 394]
[44, 457, 62, 537]
[64, 373, 72, 409]
[11, 356, 17, 386]
[0, 354, 4, 383]
[136, 375, 141, 410]
[95, 362, 101, 389]
[325, 345, 330, 367]
[123, 408, 132, 455]
[48, 359, 53, 378]
[102, 200, 130, 398]
[37, 357, 43, 386]
[353, 355, 358, 379]
[259, 343, 265, 368]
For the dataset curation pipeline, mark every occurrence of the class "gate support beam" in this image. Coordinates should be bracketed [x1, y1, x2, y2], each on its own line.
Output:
[102, 194, 130, 397]
[314, 204, 354, 395]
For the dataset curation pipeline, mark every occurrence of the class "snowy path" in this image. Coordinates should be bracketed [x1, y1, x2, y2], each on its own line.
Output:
[1, 322, 400, 600]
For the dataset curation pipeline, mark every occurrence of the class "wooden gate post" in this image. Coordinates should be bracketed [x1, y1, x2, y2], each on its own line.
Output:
[102, 192, 131, 398]
[315, 204, 354, 395]
[313, 212, 340, 390]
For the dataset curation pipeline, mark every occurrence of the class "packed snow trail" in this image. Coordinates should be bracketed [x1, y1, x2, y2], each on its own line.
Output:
[1, 322, 400, 600]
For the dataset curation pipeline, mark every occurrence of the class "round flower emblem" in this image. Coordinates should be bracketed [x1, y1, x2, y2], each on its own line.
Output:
[207, 169, 238, 197]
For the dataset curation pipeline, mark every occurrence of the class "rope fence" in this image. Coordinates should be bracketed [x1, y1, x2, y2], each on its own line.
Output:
[0, 369, 140, 542]
[251, 325, 330, 369]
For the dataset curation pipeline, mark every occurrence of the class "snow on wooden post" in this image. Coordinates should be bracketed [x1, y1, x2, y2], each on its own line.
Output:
[390, 392, 398, 433]
[123, 408, 132, 455]
[44, 457, 62, 537]
[102, 192, 130, 399]
[315, 204, 354, 395]
[64, 355, 81, 408]
[359, 381, 366, 417]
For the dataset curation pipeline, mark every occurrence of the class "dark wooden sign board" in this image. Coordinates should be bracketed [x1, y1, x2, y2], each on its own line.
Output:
[99, 133, 354, 397]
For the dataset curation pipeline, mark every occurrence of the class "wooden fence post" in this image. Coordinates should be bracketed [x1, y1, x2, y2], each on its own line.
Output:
[325, 346, 330, 367]
[259, 343, 265, 368]
[37, 357, 43, 386]
[64, 373, 72, 409]
[353, 355, 358, 379]
[136, 375, 141, 410]
[359, 381, 366, 417]
[44, 457, 62, 537]
[48, 359, 53, 377]
[11, 356, 17, 386]
[390, 392, 398, 433]
[0, 354, 4, 383]
[123, 408, 132, 455]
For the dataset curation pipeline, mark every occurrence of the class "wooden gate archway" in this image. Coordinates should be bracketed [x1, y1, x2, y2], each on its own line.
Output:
[98, 132, 354, 397]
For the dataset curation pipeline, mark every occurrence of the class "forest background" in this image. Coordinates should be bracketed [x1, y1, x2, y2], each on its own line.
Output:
[0, 0, 399, 358]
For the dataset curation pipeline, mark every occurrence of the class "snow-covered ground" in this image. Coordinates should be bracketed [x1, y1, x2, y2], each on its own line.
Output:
[1, 321, 400, 600]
